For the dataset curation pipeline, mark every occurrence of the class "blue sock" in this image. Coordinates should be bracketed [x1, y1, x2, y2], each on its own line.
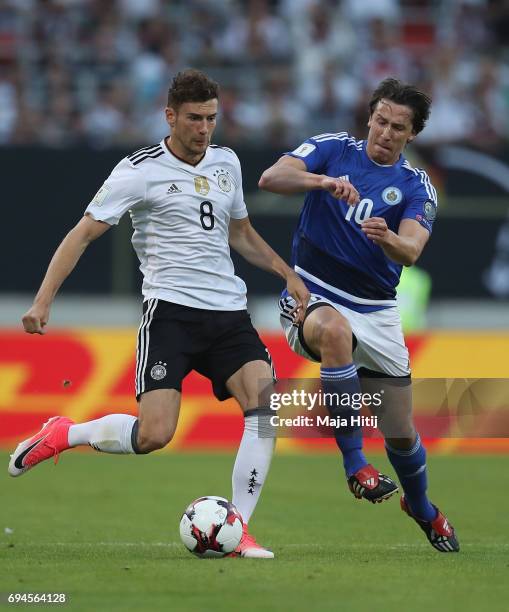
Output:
[385, 435, 437, 521]
[321, 365, 367, 477]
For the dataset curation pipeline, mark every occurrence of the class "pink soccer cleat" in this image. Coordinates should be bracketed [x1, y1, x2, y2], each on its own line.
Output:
[228, 523, 274, 559]
[8, 416, 75, 477]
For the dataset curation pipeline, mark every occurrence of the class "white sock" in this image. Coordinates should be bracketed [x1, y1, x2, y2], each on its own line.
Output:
[68, 414, 137, 454]
[232, 409, 275, 524]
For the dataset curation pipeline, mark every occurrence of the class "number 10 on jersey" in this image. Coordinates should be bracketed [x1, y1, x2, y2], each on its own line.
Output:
[345, 198, 373, 224]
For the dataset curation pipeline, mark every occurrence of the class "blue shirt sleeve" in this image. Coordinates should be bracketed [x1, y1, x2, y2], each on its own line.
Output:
[401, 169, 438, 234]
[285, 133, 350, 174]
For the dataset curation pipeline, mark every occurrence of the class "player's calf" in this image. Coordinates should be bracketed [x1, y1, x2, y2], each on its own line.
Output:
[136, 389, 180, 452]
[135, 426, 174, 453]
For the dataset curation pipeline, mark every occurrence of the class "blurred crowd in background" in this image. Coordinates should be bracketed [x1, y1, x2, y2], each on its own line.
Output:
[1, 0, 508, 149]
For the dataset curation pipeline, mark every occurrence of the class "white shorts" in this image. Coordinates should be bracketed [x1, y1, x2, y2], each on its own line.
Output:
[279, 294, 410, 377]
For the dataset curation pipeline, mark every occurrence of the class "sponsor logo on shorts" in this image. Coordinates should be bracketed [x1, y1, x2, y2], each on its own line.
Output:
[150, 361, 167, 380]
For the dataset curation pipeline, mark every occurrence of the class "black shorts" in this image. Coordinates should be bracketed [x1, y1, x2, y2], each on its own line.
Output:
[135, 299, 274, 401]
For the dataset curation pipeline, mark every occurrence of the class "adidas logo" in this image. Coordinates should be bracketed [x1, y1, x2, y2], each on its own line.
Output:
[167, 183, 182, 194]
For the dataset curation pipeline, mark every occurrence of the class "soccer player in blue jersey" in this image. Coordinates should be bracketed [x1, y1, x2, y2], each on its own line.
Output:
[259, 78, 459, 552]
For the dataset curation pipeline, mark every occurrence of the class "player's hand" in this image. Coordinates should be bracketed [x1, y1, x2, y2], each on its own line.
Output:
[22, 303, 50, 335]
[361, 217, 394, 246]
[321, 176, 360, 206]
[285, 272, 310, 324]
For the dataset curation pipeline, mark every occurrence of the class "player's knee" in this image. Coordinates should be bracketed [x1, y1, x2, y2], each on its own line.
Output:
[385, 434, 417, 451]
[316, 317, 352, 354]
[228, 360, 273, 411]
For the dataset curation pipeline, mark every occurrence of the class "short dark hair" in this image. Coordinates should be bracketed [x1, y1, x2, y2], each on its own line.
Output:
[167, 69, 219, 109]
[369, 78, 431, 134]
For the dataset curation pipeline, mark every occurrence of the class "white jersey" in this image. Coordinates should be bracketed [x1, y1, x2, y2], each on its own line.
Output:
[85, 139, 249, 310]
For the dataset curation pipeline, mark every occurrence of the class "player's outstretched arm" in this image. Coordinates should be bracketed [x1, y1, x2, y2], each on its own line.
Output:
[229, 217, 310, 322]
[258, 156, 360, 205]
[22, 215, 111, 334]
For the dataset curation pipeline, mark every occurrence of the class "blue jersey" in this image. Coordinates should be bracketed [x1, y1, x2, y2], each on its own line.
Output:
[286, 132, 437, 313]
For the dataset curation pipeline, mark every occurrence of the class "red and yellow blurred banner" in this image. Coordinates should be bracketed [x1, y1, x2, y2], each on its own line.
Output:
[1, 329, 509, 453]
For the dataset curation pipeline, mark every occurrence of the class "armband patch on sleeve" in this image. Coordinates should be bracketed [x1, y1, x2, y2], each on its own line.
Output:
[291, 143, 316, 157]
[92, 184, 110, 207]
[424, 200, 437, 222]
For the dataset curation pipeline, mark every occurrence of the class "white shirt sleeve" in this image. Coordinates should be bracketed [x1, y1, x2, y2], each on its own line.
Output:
[230, 153, 248, 220]
[84, 158, 145, 225]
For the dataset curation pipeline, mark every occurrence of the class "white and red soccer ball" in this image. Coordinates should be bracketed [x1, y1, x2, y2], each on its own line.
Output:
[179, 496, 243, 558]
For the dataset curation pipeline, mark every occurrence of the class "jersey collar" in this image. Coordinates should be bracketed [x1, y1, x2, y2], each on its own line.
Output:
[161, 137, 208, 168]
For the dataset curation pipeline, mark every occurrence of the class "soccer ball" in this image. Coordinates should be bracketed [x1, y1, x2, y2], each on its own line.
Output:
[179, 496, 243, 558]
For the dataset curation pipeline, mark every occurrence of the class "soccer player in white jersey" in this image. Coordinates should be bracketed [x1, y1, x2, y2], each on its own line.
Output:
[259, 78, 459, 552]
[11, 69, 310, 559]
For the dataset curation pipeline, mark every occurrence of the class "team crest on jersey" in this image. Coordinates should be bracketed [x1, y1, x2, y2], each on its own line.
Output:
[424, 200, 437, 221]
[382, 186, 402, 205]
[150, 361, 167, 381]
[214, 168, 232, 192]
[194, 176, 210, 195]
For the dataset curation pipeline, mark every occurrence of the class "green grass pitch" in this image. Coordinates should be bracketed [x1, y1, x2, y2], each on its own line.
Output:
[1, 451, 508, 611]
